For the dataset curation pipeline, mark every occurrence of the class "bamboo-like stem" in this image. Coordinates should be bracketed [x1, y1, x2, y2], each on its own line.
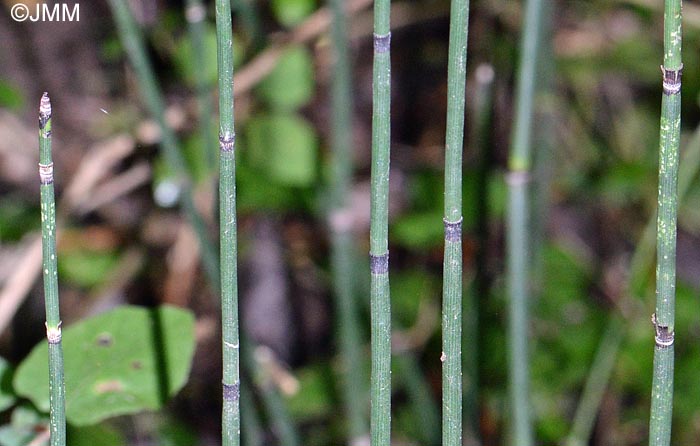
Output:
[369, 0, 391, 443]
[564, 316, 623, 446]
[441, 0, 469, 441]
[649, 0, 682, 443]
[38, 93, 66, 446]
[214, 0, 241, 444]
[506, 0, 545, 443]
[327, 0, 367, 441]
[463, 64, 494, 444]
[106, 0, 220, 286]
[185, 0, 217, 172]
[566, 111, 700, 446]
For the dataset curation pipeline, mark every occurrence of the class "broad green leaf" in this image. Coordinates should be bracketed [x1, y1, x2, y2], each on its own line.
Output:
[0, 81, 23, 110]
[0, 358, 15, 412]
[68, 423, 124, 446]
[391, 212, 444, 250]
[284, 363, 333, 420]
[246, 113, 318, 186]
[173, 26, 243, 87]
[14, 306, 196, 426]
[270, 0, 316, 27]
[257, 46, 314, 110]
[58, 249, 120, 289]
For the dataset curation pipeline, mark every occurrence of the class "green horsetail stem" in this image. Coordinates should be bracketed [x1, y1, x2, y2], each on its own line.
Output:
[327, 0, 367, 440]
[214, 0, 240, 445]
[39, 93, 66, 446]
[649, 0, 682, 443]
[107, 0, 220, 287]
[442, 0, 470, 442]
[568, 114, 700, 446]
[506, 0, 545, 443]
[185, 0, 217, 172]
[369, 0, 391, 443]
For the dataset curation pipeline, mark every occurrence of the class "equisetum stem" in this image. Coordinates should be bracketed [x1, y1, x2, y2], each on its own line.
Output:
[185, 0, 217, 172]
[215, 0, 240, 444]
[649, 0, 682, 443]
[327, 0, 367, 440]
[442, 0, 469, 441]
[107, 0, 220, 287]
[39, 93, 66, 446]
[506, 0, 545, 443]
[370, 0, 391, 443]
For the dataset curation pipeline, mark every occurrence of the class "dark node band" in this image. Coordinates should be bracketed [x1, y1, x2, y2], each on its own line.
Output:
[219, 133, 236, 152]
[444, 218, 463, 242]
[223, 382, 240, 402]
[370, 253, 389, 274]
[661, 64, 683, 95]
[505, 170, 531, 186]
[652, 313, 675, 348]
[374, 32, 391, 53]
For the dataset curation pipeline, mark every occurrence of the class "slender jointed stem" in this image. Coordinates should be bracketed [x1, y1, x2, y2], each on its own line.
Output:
[649, 0, 682, 444]
[107, 0, 220, 286]
[38, 93, 66, 446]
[327, 0, 367, 441]
[441, 0, 470, 442]
[185, 0, 217, 172]
[506, 0, 545, 443]
[369, 0, 391, 443]
[215, 0, 241, 444]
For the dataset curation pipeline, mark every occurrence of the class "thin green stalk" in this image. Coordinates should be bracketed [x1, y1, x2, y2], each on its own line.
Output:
[38, 93, 66, 446]
[649, 0, 682, 443]
[564, 317, 623, 446]
[394, 354, 441, 445]
[327, 0, 367, 441]
[506, 0, 545, 443]
[185, 0, 217, 172]
[565, 107, 700, 446]
[245, 343, 299, 446]
[467, 64, 494, 443]
[214, 0, 240, 444]
[442, 0, 469, 442]
[369, 0, 391, 443]
[107, 0, 220, 286]
[240, 382, 263, 446]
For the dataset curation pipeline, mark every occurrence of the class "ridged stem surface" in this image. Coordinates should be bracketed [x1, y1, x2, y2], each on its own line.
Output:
[441, 0, 469, 442]
[38, 93, 66, 446]
[649, 0, 681, 442]
[506, 0, 545, 443]
[215, 0, 240, 445]
[370, 0, 391, 443]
